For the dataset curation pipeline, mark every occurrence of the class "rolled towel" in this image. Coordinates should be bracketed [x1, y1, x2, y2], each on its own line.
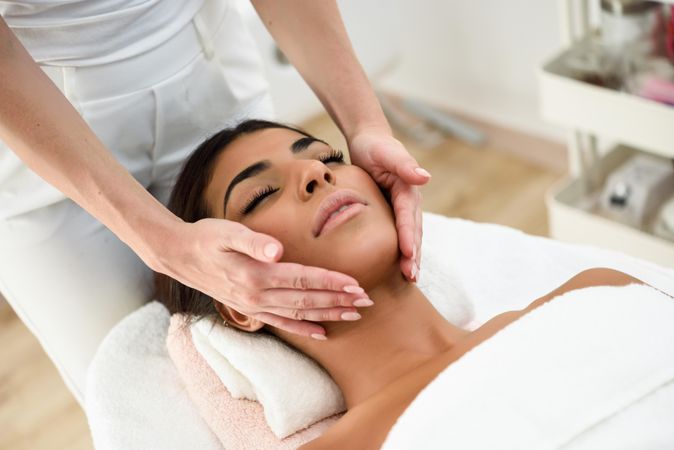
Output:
[167, 314, 342, 449]
[190, 315, 346, 438]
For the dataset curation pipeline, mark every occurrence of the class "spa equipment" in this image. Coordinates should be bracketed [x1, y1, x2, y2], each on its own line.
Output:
[599, 153, 674, 228]
[85, 212, 674, 450]
[654, 195, 674, 240]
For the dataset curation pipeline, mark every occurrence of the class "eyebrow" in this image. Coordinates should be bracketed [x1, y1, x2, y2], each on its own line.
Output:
[223, 135, 327, 216]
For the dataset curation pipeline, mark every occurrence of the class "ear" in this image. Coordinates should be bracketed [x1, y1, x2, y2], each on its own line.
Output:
[213, 300, 266, 332]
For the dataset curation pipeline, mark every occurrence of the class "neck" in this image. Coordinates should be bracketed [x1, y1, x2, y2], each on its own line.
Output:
[273, 266, 470, 409]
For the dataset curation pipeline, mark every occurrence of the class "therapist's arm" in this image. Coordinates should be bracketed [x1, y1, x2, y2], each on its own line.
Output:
[0, 17, 179, 266]
[0, 17, 364, 339]
[250, 0, 387, 143]
[251, 0, 430, 281]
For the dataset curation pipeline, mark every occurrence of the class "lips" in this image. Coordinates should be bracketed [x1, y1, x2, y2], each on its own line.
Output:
[313, 189, 368, 237]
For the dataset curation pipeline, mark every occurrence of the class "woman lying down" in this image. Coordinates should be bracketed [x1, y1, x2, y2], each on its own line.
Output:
[155, 120, 674, 449]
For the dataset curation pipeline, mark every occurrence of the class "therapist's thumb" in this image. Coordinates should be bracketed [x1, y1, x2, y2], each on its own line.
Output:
[223, 221, 283, 263]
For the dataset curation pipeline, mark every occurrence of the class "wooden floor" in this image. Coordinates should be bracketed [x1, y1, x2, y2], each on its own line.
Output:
[0, 112, 564, 450]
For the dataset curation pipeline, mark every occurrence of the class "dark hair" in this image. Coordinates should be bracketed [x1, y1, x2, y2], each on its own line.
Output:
[154, 119, 314, 330]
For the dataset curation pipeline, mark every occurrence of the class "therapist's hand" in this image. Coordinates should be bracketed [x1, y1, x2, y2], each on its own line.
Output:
[348, 130, 430, 281]
[157, 219, 371, 340]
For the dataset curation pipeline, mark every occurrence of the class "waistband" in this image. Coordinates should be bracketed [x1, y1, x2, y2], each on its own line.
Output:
[39, 0, 229, 101]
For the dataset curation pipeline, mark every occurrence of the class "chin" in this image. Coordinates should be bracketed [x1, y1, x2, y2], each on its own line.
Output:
[317, 220, 399, 288]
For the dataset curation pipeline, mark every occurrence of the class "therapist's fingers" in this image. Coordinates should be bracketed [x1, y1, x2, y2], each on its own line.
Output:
[392, 183, 417, 259]
[220, 220, 286, 263]
[390, 182, 419, 281]
[354, 133, 432, 187]
[256, 287, 373, 309]
[415, 191, 423, 271]
[398, 255, 416, 283]
[260, 262, 364, 295]
[252, 312, 328, 340]
[256, 304, 364, 322]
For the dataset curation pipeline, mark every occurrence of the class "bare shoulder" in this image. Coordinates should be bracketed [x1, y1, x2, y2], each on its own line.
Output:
[567, 267, 645, 286]
[297, 389, 416, 450]
[525, 267, 662, 312]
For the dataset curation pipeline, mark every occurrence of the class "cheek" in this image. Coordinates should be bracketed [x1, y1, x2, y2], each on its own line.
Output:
[353, 170, 394, 217]
[244, 208, 304, 260]
[351, 167, 388, 198]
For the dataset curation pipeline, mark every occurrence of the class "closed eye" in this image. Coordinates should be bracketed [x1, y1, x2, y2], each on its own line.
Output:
[240, 149, 346, 215]
[318, 149, 345, 164]
[240, 185, 278, 215]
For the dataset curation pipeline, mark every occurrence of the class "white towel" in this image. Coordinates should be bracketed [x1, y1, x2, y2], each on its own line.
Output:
[190, 316, 346, 439]
[86, 301, 222, 450]
[382, 283, 674, 450]
[86, 213, 674, 450]
[188, 213, 674, 439]
[189, 233, 477, 438]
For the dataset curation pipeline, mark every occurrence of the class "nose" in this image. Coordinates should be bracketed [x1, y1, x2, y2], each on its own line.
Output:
[298, 160, 335, 200]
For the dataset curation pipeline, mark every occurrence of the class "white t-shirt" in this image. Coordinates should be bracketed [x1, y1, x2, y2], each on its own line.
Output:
[0, 0, 205, 66]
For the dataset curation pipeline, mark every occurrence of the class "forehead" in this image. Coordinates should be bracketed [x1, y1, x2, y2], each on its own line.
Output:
[215, 127, 307, 180]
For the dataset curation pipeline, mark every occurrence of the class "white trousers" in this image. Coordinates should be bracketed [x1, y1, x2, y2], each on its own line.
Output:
[0, 0, 274, 408]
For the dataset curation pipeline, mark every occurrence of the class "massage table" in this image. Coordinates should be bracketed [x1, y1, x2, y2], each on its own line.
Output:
[84, 212, 674, 449]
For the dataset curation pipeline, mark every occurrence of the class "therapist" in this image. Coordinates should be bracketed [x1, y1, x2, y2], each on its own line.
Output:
[0, 0, 429, 405]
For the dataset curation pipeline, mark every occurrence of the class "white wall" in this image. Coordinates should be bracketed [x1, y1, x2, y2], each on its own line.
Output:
[379, 0, 567, 142]
[241, 0, 567, 142]
[239, 0, 400, 123]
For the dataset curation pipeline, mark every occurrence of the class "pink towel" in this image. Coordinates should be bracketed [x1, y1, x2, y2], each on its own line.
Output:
[166, 314, 344, 449]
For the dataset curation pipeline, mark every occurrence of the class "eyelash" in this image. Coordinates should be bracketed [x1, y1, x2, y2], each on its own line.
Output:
[239, 149, 345, 215]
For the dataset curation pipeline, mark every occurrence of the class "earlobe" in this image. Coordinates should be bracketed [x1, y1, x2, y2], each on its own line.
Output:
[213, 300, 266, 332]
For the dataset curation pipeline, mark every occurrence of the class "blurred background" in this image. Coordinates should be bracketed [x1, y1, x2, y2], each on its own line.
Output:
[2, 0, 673, 448]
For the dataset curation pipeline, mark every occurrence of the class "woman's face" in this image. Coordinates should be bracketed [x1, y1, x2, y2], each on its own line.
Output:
[204, 127, 399, 287]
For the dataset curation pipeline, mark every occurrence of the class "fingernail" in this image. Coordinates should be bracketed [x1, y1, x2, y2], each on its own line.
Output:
[414, 167, 431, 178]
[341, 312, 362, 321]
[311, 333, 327, 341]
[264, 243, 279, 259]
[353, 298, 374, 307]
[343, 285, 364, 294]
[412, 245, 417, 262]
[411, 262, 418, 280]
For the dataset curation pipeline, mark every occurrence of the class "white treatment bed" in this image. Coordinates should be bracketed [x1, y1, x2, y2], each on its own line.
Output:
[84, 212, 674, 449]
